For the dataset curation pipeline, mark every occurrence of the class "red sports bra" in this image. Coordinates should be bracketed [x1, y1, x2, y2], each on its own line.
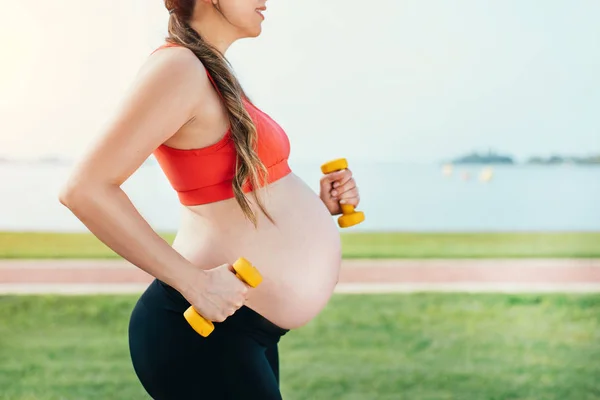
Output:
[150, 43, 292, 205]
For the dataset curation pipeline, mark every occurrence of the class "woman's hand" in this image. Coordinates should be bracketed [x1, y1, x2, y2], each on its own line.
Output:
[183, 263, 250, 323]
[319, 168, 361, 216]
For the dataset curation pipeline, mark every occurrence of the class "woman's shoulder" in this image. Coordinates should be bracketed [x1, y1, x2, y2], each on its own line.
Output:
[142, 42, 208, 85]
[148, 42, 198, 65]
[147, 42, 221, 96]
[122, 43, 212, 117]
[150, 41, 187, 55]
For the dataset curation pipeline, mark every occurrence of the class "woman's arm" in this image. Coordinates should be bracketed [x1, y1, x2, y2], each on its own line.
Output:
[58, 46, 208, 297]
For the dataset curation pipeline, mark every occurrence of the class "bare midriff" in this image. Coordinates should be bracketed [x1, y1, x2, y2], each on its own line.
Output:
[169, 172, 342, 330]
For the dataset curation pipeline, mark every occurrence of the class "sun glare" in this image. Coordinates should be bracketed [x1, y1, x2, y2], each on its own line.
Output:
[0, 3, 38, 106]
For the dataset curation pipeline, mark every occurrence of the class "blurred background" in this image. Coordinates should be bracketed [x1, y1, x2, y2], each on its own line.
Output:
[1, 0, 598, 232]
[0, 1, 599, 399]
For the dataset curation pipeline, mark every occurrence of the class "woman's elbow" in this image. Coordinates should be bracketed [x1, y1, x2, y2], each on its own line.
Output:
[58, 183, 86, 210]
[58, 179, 77, 205]
[58, 180, 104, 210]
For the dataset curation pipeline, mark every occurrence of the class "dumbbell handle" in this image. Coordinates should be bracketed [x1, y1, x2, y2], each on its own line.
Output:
[321, 158, 365, 228]
[183, 257, 262, 337]
[341, 203, 357, 215]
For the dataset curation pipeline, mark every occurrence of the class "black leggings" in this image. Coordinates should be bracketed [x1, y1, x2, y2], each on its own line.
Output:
[128, 279, 290, 400]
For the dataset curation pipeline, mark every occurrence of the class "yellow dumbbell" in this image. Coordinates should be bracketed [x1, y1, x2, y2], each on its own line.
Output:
[183, 257, 263, 337]
[321, 158, 365, 228]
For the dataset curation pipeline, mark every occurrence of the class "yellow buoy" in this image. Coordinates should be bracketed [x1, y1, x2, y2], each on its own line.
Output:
[442, 164, 453, 176]
[479, 167, 494, 182]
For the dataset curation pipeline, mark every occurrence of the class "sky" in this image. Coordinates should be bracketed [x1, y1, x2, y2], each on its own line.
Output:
[0, 0, 598, 164]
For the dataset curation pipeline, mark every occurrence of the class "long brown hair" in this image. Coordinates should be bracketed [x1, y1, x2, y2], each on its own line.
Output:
[164, 0, 274, 227]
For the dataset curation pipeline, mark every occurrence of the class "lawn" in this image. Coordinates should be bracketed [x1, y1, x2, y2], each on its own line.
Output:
[1, 293, 599, 399]
[1, 231, 599, 259]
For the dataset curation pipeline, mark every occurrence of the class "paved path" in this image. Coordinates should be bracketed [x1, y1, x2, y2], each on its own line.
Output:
[1, 259, 599, 294]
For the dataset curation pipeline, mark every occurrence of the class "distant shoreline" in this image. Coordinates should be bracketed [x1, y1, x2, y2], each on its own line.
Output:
[446, 161, 600, 166]
[445, 151, 600, 166]
[1, 157, 599, 167]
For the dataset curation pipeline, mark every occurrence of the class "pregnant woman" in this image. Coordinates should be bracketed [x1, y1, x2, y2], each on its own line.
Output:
[59, 0, 361, 399]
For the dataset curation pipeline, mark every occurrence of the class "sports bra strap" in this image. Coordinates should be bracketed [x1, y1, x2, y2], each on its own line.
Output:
[203, 68, 222, 100]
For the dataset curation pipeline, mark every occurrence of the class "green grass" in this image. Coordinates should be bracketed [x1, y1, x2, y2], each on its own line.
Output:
[341, 232, 600, 259]
[1, 294, 599, 399]
[1, 231, 599, 259]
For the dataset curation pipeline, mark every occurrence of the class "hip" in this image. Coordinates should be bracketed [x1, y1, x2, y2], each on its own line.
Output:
[128, 279, 289, 399]
[132, 278, 289, 339]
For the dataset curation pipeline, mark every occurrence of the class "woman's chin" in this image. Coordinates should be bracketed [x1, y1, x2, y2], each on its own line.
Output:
[246, 27, 262, 38]
[240, 22, 263, 38]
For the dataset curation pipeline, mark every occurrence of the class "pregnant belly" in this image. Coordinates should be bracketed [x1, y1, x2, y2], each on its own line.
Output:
[171, 173, 342, 329]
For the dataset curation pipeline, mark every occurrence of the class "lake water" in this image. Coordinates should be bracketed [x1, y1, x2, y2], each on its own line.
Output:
[0, 160, 598, 232]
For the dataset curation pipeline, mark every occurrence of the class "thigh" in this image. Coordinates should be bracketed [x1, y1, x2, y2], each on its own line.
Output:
[265, 342, 281, 384]
[128, 283, 283, 400]
[215, 332, 283, 400]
